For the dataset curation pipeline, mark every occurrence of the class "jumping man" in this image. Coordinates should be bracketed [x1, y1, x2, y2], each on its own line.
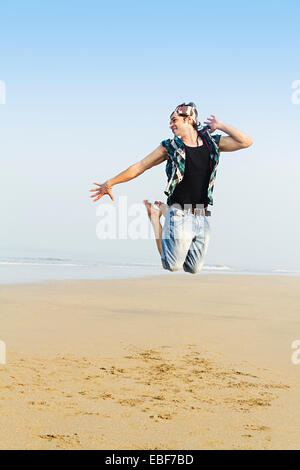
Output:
[90, 102, 253, 274]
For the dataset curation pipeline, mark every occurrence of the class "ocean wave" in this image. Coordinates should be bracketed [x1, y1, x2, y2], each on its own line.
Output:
[0, 258, 233, 271]
[0, 261, 86, 267]
[272, 268, 300, 274]
[0, 256, 69, 262]
[202, 265, 231, 271]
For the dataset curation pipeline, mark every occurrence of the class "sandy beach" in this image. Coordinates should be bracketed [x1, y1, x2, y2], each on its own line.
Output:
[0, 274, 300, 450]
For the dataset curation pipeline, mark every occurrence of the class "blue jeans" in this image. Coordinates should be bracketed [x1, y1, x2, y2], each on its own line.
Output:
[161, 205, 210, 274]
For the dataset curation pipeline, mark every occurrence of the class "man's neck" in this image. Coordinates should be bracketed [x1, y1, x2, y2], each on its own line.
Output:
[180, 128, 199, 147]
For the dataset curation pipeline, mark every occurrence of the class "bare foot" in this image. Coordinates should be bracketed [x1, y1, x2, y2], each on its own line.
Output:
[143, 200, 163, 254]
[143, 200, 162, 222]
[154, 201, 168, 217]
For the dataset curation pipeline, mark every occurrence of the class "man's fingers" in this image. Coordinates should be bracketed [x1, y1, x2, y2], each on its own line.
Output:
[89, 185, 114, 202]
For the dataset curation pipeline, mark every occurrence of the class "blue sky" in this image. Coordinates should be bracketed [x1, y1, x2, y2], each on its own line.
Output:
[0, 0, 299, 270]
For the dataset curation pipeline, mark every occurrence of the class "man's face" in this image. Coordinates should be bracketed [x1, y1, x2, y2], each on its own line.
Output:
[169, 112, 191, 136]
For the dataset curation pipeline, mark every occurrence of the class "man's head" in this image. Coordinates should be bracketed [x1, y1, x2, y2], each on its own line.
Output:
[170, 102, 198, 136]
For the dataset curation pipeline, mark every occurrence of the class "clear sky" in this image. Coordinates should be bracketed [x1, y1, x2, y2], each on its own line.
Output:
[0, 0, 299, 271]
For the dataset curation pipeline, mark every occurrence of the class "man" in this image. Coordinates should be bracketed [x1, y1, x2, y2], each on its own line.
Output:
[90, 102, 253, 274]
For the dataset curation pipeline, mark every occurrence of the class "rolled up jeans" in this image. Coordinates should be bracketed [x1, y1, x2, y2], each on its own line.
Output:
[161, 204, 210, 274]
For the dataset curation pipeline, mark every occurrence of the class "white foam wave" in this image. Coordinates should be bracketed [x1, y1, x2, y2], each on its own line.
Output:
[0, 261, 86, 267]
[202, 265, 231, 271]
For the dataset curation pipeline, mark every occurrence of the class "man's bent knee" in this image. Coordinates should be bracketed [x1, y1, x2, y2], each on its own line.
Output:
[161, 258, 182, 272]
[167, 265, 182, 272]
[183, 263, 204, 274]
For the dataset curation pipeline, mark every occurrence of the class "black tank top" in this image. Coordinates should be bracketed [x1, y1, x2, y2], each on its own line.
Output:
[168, 142, 211, 209]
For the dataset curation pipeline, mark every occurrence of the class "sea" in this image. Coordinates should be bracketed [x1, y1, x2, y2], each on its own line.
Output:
[0, 256, 299, 285]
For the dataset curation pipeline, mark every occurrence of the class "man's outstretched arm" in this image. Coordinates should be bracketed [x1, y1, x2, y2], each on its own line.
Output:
[204, 114, 253, 152]
[90, 145, 168, 202]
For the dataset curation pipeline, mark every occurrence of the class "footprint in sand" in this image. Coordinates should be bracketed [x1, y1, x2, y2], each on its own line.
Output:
[149, 413, 173, 421]
[39, 433, 81, 448]
[245, 424, 271, 432]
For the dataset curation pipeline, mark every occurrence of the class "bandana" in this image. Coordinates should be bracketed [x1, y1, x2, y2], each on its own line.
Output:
[172, 103, 198, 124]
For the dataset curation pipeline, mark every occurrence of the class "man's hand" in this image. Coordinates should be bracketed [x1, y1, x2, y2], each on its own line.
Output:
[90, 181, 114, 202]
[203, 114, 223, 133]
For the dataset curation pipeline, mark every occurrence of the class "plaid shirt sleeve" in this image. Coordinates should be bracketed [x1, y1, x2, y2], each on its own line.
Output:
[161, 139, 174, 183]
[211, 134, 222, 148]
[161, 139, 173, 158]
